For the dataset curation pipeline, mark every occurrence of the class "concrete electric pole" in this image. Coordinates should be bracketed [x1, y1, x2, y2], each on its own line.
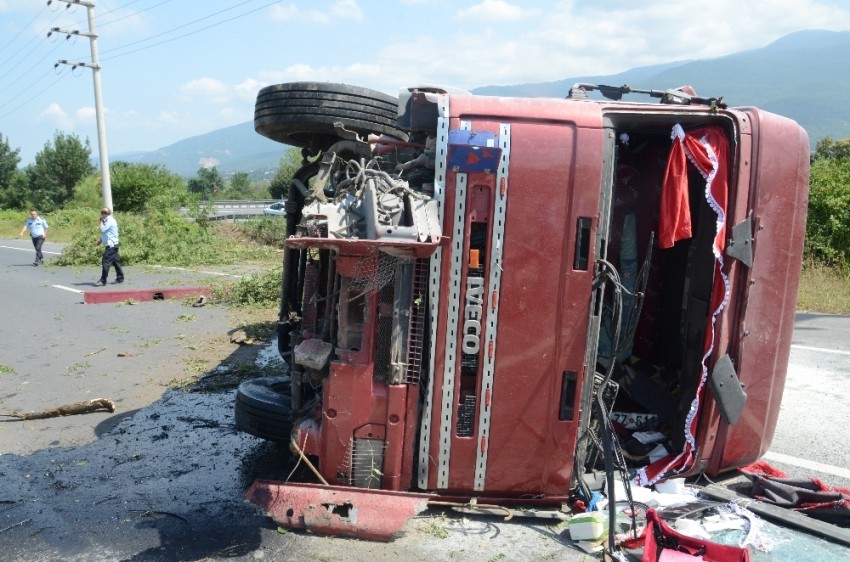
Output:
[49, 0, 113, 211]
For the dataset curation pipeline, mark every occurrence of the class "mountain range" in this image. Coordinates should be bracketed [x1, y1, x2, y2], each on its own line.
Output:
[114, 29, 850, 178]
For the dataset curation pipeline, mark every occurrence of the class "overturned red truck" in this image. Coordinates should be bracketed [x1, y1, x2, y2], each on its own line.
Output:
[235, 82, 810, 539]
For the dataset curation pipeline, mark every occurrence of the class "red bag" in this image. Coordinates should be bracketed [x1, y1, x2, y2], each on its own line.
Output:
[641, 509, 750, 562]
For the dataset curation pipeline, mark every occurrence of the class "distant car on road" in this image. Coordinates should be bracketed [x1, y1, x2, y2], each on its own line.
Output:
[263, 202, 287, 216]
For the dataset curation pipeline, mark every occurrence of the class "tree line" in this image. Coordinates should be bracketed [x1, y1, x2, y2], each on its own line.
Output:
[0, 130, 301, 214]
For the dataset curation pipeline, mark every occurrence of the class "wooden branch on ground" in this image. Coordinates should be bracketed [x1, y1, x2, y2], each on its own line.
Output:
[0, 398, 116, 421]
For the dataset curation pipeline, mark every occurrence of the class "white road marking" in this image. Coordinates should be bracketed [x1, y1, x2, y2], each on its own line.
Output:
[763, 451, 850, 480]
[0, 245, 61, 255]
[791, 344, 850, 357]
[147, 264, 242, 278]
[52, 285, 84, 294]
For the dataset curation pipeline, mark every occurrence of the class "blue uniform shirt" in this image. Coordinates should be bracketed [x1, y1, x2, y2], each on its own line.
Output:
[100, 215, 119, 247]
[25, 217, 48, 238]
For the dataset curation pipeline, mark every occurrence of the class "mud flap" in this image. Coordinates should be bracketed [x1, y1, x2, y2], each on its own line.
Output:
[245, 480, 434, 541]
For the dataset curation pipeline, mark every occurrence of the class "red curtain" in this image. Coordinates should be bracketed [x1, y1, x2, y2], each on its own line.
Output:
[635, 125, 730, 486]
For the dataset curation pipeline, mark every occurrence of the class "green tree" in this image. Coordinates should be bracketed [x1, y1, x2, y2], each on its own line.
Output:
[0, 133, 20, 194]
[187, 166, 224, 199]
[814, 136, 850, 161]
[219, 170, 264, 199]
[25, 131, 94, 211]
[269, 147, 303, 199]
[229, 171, 251, 195]
[806, 150, 850, 267]
[0, 171, 30, 209]
[109, 161, 188, 213]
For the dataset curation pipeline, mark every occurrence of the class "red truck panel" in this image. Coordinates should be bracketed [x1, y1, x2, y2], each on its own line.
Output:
[707, 109, 810, 473]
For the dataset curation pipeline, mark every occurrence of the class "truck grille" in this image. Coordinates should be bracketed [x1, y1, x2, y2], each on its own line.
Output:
[404, 258, 429, 384]
[344, 438, 386, 489]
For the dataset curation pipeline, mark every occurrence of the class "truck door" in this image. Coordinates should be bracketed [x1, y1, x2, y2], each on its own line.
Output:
[707, 109, 809, 474]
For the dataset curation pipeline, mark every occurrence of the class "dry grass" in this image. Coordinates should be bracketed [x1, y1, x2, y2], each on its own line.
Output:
[797, 262, 850, 315]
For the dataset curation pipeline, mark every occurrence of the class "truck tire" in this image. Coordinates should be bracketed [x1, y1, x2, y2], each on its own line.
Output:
[234, 376, 293, 442]
[254, 82, 408, 150]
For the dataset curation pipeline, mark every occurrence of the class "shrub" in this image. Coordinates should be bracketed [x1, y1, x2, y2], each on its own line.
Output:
[805, 155, 850, 269]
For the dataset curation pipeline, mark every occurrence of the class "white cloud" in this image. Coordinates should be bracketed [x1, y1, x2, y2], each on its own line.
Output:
[455, 0, 530, 22]
[37, 103, 73, 129]
[269, 3, 301, 22]
[269, 3, 329, 24]
[156, 111, 178, 124]
[270, 0, 363, 24]
[179, 77, 231, 103]
[234, 78, 267, 102]
[76, 106, 97, 120]
[330, 0, 363, 21]
[375, 0, 850, 88]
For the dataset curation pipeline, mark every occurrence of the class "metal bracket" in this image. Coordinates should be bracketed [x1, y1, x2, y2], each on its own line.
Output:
[726, 215, 754, 268]
[709, 354, 747, 425]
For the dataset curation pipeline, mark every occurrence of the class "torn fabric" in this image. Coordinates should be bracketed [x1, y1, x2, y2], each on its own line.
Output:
[635, 125, 731, 487]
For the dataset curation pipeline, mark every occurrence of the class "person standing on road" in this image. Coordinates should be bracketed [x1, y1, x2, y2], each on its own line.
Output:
[97, 208, 124, 286]
[19, 209, 48, 266]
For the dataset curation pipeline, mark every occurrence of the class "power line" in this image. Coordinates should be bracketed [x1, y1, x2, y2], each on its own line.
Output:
[102, 0, 284, 62]
[0, 5, 48, 57]
[0, 41, 65, 98]
[0, 71, 70, 121]
[97, 0, 173, 30]
[0, 6, 65, 73]
[98, 0, 262, 59]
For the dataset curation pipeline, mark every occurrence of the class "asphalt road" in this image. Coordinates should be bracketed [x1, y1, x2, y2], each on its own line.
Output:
[0, 238, 239, 453]
[1, 239, 849, 561]
[769, 313, 850, 489]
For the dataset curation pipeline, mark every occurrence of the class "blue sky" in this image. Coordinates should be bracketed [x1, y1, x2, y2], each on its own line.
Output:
[2, 0, 850, 166]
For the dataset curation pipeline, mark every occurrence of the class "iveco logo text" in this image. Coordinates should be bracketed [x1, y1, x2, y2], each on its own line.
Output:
[462, 277, 484, 354]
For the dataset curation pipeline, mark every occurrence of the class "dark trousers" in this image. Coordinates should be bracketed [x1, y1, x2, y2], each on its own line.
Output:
[101, 245, 124, 282]
[31, 236, 45, 262]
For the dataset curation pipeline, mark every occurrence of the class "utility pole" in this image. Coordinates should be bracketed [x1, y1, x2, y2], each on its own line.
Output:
[49, 0, 112, 211]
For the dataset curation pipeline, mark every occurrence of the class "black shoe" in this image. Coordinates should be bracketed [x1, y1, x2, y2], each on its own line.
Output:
[97, 279, 107, 286]
[114, 278, 124, 284]
[32, 261, 39, 266]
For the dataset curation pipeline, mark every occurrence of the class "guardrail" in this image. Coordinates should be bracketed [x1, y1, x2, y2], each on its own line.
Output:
[204, 200, 280, 210]
[178, 200, 284, 222]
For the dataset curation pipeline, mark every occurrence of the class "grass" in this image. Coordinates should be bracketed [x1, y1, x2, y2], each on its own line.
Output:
[418, 517, 449, 539]
[797, 262, 850, 314]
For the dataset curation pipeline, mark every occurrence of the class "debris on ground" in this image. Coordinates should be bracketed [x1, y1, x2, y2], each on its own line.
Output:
[0, 398, 116, 420]
[230, 329, 254, 345]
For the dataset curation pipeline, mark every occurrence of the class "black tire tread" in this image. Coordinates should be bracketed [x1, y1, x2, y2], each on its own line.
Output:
[234, 376, 293, 442]
[254, 81, 406, 149]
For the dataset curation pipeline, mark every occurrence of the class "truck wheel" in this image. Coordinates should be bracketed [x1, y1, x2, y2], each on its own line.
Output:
[254, 82, 408, 150]
[234, 376, 293, 442]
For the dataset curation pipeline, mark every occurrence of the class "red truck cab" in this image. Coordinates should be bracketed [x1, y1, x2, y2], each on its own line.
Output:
[236, 82, 809, 537]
